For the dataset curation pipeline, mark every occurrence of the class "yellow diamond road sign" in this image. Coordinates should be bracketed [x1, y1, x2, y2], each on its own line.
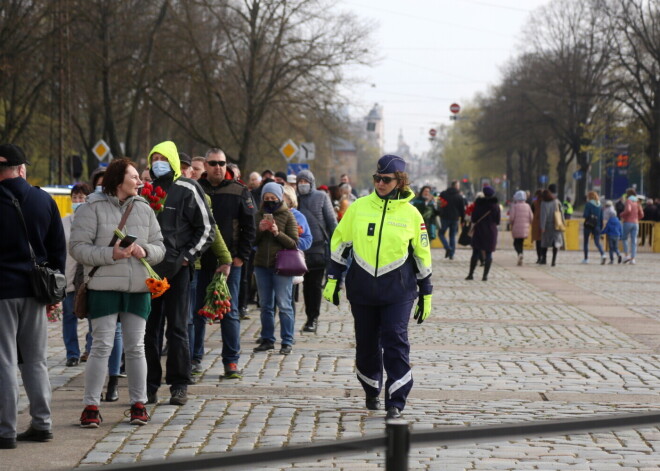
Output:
[92, 139, 110, 160]
[279, 139, 299, 162]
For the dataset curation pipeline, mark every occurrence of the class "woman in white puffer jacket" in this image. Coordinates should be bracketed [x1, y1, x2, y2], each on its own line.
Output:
[70, 158, 165, 428]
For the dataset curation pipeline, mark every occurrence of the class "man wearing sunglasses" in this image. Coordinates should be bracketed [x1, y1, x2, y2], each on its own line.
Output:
[198, 148, 256, 380]
[323, 154, 433, 420]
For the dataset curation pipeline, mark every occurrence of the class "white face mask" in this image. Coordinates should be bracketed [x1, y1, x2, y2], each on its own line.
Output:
[152, 161, 171, 178]
[95, 186, 102, 193]
[298, 183, 311, 195]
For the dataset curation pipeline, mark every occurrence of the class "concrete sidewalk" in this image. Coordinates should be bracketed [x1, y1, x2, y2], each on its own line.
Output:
[2, 247, 660, 470]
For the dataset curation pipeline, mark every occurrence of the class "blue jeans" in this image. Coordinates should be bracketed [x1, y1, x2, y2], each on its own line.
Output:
[254, 267, 294, 346]
[438, 218, 459, 256]
[220, 265, 242, 365]
[86, 318, 122, 374]
[622, 222, 639, 259]
[62, 292, 80, 360]
[583, 227, 604, 258]
[607, 236, 621, 261]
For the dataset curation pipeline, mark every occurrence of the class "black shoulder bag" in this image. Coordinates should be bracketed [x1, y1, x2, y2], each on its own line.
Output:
[1, 186, 66, 304]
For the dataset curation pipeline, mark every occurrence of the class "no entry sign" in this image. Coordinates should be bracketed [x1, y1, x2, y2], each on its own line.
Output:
[450, 103, 461, 114]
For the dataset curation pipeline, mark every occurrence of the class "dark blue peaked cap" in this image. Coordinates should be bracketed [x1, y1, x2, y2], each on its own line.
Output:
[376, 154, 406, 173]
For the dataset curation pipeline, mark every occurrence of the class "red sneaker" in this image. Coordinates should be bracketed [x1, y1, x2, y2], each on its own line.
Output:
[80, 405, 102, 428]
[129, 402, 150, 425]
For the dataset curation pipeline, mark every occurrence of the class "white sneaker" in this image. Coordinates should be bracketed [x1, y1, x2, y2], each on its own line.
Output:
[517, 254, 523, 266]
[581, 259, 588, 264]
[623, 257, 631, 264]
[630, 259, 636, 265]
[601, 255, 607, 265]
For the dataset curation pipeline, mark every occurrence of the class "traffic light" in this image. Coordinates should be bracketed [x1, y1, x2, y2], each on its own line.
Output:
[616, 154, 629, 167]
[462, 178, 469, 183]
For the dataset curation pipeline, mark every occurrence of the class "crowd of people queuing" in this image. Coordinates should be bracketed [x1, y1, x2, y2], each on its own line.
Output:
[1, 136, 654, 445]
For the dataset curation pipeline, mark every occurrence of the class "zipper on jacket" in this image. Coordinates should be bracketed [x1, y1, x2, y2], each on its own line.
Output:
[374, 199, 389, 277]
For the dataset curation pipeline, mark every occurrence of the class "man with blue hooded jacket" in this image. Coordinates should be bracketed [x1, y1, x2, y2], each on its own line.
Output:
[144, 141, 215, 406]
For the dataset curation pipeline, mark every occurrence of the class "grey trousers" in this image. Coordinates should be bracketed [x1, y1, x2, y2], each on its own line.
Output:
[84, 312, 147, 406]
[0, 297, 52, 439]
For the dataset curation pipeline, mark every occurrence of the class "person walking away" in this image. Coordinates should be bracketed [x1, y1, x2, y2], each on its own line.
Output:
[296, 170, 337, 333]
[620, 188, 644, 264]
[582, 191, 606, 264]
[465, 186, 500, 281]
[509, 190, 533, 266]
[324, 155, 433, 420]
[198, 148, 255, 378]
[144, 141, 215, 406]
[0, 144, 66, 448]
[411, 185, 438, 240]
[530, 190, 543, 263]
[601, 202, 623, 264]
[438, 181, 465, 260]
[71, 158, 165, 427]
[62, 183, 92, 367]
[539, 189, 564, 266]
[252, 183, 299, 354]
[336, 182, 357, 221]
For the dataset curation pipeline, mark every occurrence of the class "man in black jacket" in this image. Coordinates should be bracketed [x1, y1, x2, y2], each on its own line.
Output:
[144, 141, 215, 406]
[198, 148, 256, 378]
[438, 181, 466, 260]
[0, 144, 66, 448]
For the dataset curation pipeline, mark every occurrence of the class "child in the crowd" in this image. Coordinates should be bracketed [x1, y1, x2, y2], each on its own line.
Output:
[601, 201, 623, 264]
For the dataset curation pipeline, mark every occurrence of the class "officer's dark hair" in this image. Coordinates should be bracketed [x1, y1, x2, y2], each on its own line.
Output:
[103, 158, 137, 196]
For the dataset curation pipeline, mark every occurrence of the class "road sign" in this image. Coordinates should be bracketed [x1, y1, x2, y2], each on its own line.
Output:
[299, 142, 315, 161]
[539, 174, 548, 184]
[429, 128, 437, 138]
[287, 163, 309, 175]
[449, 103, 461, 114]
[279, 139, 299, 162]
[92, 139, 110, 161]
[573, 170, 584, 180]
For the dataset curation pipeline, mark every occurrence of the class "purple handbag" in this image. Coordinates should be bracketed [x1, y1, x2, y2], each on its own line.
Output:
[275, 248, 308, 276]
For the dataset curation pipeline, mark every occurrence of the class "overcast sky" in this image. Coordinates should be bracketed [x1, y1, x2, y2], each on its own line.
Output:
[340, 0, 550, 154]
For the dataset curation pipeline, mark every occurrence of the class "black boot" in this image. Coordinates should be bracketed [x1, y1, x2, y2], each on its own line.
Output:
[551, 247, 558, 267]
[482, 259, 492, 281]
[465, 257, 478, 280]
[539, 248, 547, 265]
[103, 376, 119, 402]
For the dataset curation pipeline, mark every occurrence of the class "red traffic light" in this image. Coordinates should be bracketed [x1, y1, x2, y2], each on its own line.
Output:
[616, 154, 629, 167]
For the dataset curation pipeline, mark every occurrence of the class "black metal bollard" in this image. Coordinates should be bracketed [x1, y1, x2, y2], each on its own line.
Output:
[385, 419, 410, 471]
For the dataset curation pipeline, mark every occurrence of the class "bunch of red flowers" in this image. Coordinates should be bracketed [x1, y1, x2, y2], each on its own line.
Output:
[140, 181, 167, 214]
[198, 273, 231, 324]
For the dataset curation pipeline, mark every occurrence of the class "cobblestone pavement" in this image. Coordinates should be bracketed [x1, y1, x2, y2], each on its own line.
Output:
[6, 248, 660, 471]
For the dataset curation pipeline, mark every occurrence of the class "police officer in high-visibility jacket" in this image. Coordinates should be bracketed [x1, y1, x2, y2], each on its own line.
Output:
[323, 155, 433, 419]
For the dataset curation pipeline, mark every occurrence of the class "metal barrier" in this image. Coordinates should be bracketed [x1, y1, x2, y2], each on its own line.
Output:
[84, 411, 660, 471]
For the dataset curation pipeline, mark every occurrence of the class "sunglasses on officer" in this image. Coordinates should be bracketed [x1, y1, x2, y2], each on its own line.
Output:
[373, 174, 398, 184]
[207, 160, 226, 167]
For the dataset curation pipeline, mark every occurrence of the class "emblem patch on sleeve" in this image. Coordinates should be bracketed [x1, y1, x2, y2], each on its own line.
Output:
[420, 233, 429, 247]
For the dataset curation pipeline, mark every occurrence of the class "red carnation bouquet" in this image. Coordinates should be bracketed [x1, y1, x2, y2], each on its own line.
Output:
[198, 273, 232, 324]
[140, 181, 167, 214]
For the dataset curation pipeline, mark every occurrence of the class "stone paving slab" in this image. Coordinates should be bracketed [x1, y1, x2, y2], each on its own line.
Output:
[3, 248, 660, 470]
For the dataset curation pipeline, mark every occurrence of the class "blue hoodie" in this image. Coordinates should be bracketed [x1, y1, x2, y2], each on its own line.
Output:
[601, 215, 623, 239]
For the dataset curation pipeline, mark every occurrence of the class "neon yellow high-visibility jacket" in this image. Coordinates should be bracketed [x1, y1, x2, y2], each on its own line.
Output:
[327, 190, 433, 305]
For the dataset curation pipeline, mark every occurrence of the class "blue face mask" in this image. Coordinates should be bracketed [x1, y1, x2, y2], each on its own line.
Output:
[95, 186, 102, 193]
[72, 202, 83, 212]
[152, 161, 171, 178]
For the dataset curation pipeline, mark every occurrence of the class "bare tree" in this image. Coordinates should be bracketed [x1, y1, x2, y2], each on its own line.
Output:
[603, 0, 660, 198]
[522, 0, 615, 203]
[149, 0, 374, 172]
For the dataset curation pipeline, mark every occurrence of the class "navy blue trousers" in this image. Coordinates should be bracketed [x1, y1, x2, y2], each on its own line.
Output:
[351, 299, 415, 410]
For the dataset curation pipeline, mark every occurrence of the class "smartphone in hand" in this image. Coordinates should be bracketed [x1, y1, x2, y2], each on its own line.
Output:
[119, 234, 137, 248]
[263, 214, 274, 222]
